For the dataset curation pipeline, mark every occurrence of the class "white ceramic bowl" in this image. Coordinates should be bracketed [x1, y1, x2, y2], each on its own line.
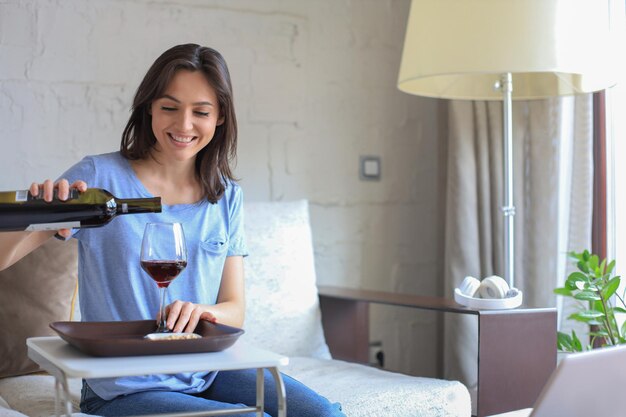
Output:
[454, 287, 523, 310]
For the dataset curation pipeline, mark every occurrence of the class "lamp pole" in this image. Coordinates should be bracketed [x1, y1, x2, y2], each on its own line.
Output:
[498, 72, 515, 289]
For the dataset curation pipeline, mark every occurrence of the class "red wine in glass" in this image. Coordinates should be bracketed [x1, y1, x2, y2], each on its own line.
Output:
[140, 260, 188, 288]
[140, 222, 187, 333]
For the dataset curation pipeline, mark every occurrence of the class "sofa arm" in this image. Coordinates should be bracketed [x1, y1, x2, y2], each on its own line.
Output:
[317, 285, 557, 417]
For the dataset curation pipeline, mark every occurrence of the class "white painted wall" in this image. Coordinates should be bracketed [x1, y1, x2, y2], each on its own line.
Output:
[0, 0, 444, 378]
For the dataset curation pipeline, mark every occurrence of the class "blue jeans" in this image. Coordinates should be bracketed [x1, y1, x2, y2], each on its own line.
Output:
[80, 369, 345, 417]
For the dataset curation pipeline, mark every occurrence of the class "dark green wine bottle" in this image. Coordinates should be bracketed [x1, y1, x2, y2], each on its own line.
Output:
[0, 188, 161, 232]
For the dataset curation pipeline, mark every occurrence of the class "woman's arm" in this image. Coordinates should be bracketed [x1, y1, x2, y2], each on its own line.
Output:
[0, 230, 56, 271]
[166, 255, 245, 333]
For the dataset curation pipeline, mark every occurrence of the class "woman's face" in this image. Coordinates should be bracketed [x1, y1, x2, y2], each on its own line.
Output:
[150, 70, 223, 163]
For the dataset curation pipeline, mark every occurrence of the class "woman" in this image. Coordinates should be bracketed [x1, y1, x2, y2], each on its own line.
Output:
[0, 44, 344, 417]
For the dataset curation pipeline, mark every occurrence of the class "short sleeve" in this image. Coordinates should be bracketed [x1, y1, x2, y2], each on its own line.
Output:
[226, 183, 248, 257]
[57, 156, 97, 186]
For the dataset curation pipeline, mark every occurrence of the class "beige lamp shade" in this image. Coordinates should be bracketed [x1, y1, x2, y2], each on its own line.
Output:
[398, 0, 622, 100]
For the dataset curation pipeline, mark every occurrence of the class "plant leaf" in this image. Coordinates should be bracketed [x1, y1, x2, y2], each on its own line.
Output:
[557, 331, 584, 352]
[600, 258, 607, 275]
[607, 260, 616, 275]
[603, 277, 621, 299]
[572, 330, 583, 351]
[613, 307, 626, 314]
[568, 251, 581, 261]
[574, 291, 601, 301]
[590, 254, 599, 273]
[567, 272, 589, 289]
[569, 311, 605, 322]
[593, 300, 606, 313]
[557, 332, 573, 351]
[554, 287, 573, 296]
[578, 260, 590, 274]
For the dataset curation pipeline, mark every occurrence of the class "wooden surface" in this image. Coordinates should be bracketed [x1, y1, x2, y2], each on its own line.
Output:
[319, 285, 478, 314]
[477, 310, 556, 416]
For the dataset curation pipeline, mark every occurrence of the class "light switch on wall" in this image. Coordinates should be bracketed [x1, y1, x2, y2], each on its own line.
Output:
[360, 155, 381, 181]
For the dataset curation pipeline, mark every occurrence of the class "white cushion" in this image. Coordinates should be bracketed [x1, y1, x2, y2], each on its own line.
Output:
[241, 200, 331, 359]
[284, 357, 472, 417]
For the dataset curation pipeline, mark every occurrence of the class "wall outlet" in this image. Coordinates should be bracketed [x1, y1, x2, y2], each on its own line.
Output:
[369, 340, 384, 367]
[360, 155, 381, 181]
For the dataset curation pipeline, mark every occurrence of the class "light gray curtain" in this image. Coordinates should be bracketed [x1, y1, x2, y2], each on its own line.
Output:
[443, 95, 594, 409]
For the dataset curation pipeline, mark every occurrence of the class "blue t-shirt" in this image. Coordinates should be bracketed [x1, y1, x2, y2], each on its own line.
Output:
[60, 152, 248, 400]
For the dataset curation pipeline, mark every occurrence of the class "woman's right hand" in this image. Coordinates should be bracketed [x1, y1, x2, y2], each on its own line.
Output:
[29, 179, 88, 238]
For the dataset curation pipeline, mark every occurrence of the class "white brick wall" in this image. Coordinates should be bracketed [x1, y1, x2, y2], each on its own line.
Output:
[0, 0, 445, 378]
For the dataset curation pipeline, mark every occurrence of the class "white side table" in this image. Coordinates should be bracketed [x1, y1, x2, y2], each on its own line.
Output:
[27, 337, 289, 417]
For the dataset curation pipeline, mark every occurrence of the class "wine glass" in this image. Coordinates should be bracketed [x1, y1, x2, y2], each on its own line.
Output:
[140, 222, 187, 333]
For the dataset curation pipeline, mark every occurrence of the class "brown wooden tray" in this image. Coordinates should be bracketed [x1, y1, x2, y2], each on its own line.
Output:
[49, 320, 244, 357]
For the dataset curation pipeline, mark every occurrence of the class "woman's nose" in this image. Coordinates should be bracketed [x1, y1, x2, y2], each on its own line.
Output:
[177, 110, 193, 131]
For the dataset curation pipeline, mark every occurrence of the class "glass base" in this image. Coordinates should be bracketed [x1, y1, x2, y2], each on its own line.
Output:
[155, 321, 172, 333]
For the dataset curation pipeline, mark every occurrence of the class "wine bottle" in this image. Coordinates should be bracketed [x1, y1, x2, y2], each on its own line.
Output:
[0, 188, 161, 232]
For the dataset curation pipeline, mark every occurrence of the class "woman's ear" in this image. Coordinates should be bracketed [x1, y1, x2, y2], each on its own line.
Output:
[217, 116, 225, 126]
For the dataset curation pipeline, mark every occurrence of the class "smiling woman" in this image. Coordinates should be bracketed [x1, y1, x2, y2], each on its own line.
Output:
[0, 43, 345, 417]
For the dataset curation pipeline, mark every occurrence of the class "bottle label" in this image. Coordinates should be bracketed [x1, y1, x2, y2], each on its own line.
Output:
[15, 190, 28, 202]
[25, 221, 81, 231]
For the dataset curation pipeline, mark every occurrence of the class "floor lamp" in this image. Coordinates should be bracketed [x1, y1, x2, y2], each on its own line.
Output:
[398, 0, 620, 290]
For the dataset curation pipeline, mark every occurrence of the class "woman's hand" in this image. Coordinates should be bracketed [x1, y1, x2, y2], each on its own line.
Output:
[163, 300, 217, 333]
[161, 256, 245, 332]
[29, 179, 88, 238]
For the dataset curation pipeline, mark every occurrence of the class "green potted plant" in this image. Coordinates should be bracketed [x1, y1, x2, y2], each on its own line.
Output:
[554, 250, 626, 351]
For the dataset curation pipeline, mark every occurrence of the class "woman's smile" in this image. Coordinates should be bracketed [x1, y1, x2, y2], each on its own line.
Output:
[168, 133, 197, 145]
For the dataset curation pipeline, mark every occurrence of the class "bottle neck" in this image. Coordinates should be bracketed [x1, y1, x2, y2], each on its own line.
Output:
[116, 197, 162, 214]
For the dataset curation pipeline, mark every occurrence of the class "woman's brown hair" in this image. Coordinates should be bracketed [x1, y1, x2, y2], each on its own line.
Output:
[120, 44, 237, 203]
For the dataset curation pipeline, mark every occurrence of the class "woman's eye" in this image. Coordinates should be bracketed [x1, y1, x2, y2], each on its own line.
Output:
[194, 111, 210, 117]
[161, 106, 176, 112]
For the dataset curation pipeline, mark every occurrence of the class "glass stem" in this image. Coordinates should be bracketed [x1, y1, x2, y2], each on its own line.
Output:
[158, 287, 169, 332]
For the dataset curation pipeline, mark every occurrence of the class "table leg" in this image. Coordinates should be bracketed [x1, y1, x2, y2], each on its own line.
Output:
[256, 368, 265, 417]
[268, 367, 286, 417]
[60, 373, 73, 417]
[54, 379, 61, 417]
[53, 373, 73, 417]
